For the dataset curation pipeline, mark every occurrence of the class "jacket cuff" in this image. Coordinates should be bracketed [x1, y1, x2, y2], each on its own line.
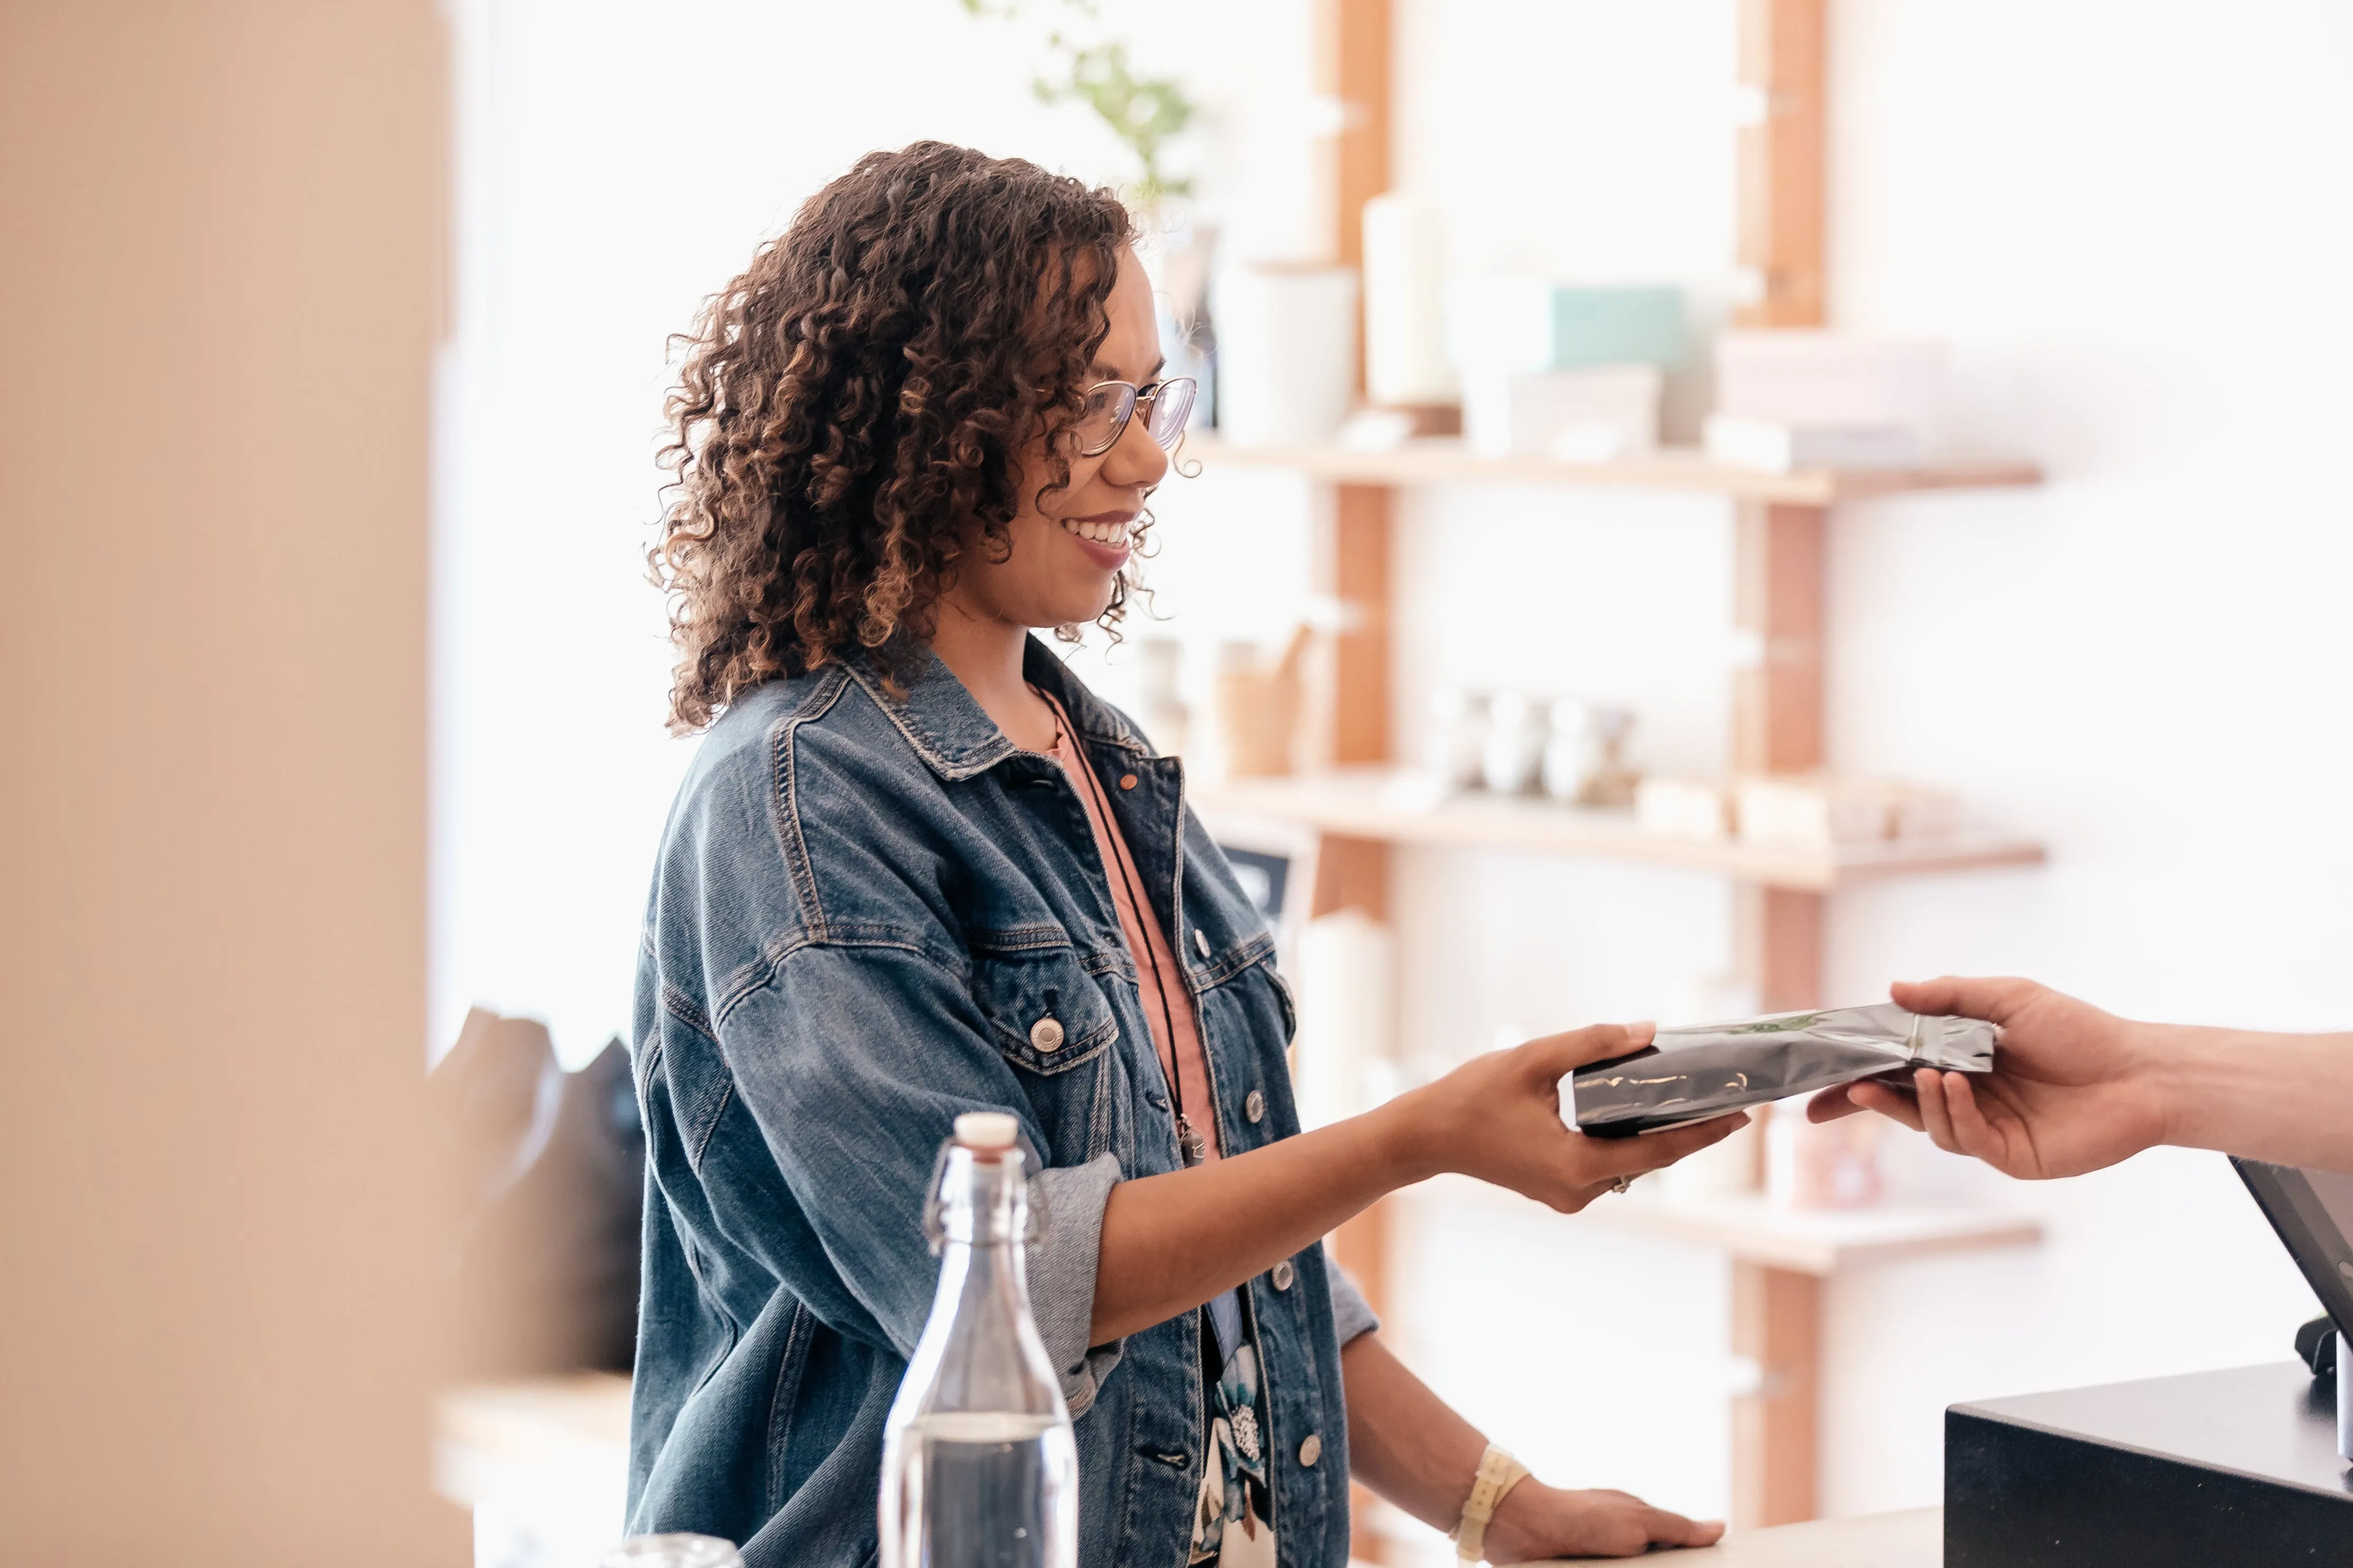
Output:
[1326, 1244, 1380, 1346]
[1026, 1152, 1125, 1417]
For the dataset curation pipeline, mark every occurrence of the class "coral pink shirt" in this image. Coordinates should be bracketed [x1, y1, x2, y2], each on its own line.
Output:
[1036, 692, 1222, 1162]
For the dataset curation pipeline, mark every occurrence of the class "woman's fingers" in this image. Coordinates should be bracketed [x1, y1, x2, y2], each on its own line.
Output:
[1543, 1114, 1749, 1211]
[1609, 1111, 1749, 1175]
[1642, 1507, 1726, 1548]
[1520, 1020, 1658, 1079]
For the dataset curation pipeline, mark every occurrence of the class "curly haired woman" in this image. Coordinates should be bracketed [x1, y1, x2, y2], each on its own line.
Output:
[628, 141, 1742, 1567]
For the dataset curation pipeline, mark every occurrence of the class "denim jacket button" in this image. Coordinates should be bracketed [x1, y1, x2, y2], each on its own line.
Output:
[1297, 1432, 1322, 1467]
[1029, 1016, 1065, 1052]
[1118, 773, 1139, 790]
[1193, 928, 1211, 958]
[1245, 1089, 1266, 1124]
[1271, 1259, 1295, 1291]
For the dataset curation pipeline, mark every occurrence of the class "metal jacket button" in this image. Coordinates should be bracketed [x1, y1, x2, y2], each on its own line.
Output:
[1245, 1089, 1266, 1124]
[1193, 928, 1211, 957]
[1271, 1259, 1294, 1291]
[1118, 773, 1138, 790]
[1029, 1016, 1065, 1052]
[1297, 1432, 1322, 1467]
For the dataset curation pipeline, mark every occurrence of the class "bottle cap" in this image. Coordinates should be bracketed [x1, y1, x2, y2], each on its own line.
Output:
[954, 1111, 1020, 1150]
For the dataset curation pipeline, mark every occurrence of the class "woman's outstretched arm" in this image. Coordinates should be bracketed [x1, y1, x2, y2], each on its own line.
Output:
[1087, 1024, 1747, 1343]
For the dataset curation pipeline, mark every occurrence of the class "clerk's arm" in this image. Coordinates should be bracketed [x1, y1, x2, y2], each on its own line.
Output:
[1810, 976, 2353, 1177]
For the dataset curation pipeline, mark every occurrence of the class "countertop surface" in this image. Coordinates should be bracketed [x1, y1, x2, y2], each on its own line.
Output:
[1954, 1360, 2349, 1498]
[443, 1380, 1944, 1567]
[1529, 1507, 1940, 1565]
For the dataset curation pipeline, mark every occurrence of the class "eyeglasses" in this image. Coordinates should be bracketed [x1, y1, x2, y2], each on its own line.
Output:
[1073, 377, 1197, 458]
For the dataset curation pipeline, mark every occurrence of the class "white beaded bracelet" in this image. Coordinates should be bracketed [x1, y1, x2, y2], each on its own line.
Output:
[1449, 1442, 1532, 1564]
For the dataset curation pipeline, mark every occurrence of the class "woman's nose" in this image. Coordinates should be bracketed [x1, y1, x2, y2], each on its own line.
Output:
[1102, 401, 1170, 488]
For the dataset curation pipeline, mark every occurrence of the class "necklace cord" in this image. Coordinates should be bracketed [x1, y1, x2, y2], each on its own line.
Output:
[1046, 698, 1195, 1152]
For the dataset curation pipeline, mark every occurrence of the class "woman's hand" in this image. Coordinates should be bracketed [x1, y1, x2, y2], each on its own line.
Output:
[1482, 1478, 1726, 1561]
[1388, 1025, 1749, 1211]
[1342, 1333, 1725, 1564]
[1095, 1025, 1741, 1342]
[1805, 976, 2169, 1179]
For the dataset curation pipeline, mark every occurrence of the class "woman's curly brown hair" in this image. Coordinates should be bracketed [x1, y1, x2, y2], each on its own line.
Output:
[652, 141, 1139, 732]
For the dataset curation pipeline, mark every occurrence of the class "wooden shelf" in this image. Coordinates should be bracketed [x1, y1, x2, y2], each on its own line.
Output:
[1192, 769, 2045, 891]
[1405, 1175, 2043, 1276]
[434, 1372, 629, 1507]
[1183, 435, 2041, 505]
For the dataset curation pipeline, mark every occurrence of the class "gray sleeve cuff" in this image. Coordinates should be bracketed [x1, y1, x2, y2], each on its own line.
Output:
[1025, 1151, 1126, 1417]
[1326, 1243, 1380, 1345]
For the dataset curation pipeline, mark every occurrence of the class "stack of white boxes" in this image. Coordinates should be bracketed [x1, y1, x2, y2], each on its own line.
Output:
[1445, 281, 1686, 459]
[1705, 332, 1949, 472]
[1633, 774, 1959, 848]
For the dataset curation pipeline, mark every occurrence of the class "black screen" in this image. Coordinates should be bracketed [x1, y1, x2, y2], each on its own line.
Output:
[2233, 1158, 2353, 1339]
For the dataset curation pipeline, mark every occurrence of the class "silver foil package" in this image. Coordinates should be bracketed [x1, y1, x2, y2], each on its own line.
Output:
[1564, 1002, 1995, 1138]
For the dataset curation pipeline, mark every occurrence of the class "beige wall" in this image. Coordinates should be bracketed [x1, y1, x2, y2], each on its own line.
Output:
[0, 4, 464, 1560]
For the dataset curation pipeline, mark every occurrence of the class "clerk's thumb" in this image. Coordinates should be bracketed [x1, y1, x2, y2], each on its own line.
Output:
[1892, 974, 2037, 1024]
[1520, 1021, 1657, 1078]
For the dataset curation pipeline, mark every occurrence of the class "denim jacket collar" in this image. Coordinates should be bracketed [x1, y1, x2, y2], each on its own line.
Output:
[841, 635, 1146, 782]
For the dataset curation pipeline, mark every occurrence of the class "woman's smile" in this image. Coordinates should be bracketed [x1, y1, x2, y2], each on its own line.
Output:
[1059, 508, 1137, 569]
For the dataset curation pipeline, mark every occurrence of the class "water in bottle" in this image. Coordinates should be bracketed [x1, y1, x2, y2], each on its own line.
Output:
[880, 1113, 1078, 1568]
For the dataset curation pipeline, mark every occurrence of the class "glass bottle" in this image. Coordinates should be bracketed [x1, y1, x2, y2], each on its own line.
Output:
[880, 1113, 1078, 1568]
[601, 1536, 744, 1568]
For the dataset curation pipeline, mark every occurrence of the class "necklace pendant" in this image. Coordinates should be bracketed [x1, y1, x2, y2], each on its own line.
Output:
[1176, 1117, 1208, 1167]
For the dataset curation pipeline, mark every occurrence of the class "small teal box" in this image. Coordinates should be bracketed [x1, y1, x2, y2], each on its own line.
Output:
[1547, 287, 1686, 368]
[1448, 280, 1688, 373]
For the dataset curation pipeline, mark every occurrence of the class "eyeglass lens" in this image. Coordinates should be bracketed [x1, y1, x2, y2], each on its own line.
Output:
[1143, 379, 1195, 446]
[1076, 379, 1197, 456]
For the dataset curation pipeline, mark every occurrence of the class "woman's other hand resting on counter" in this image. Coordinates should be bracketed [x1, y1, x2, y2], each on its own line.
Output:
[1808, 976, 2353, 1178]
[1343, 1329, 1726, 1560]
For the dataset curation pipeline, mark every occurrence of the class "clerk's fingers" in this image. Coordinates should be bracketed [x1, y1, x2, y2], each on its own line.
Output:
[1891, 975, 2040, 1026]
[1937, 1072, 2010, 1165]
[1806, 1084, 1864, 1122]
[1519, 1021, 1658, 1080]
[1914, 1067, 1964, 1154]
[1845, 1079, 1928, 1132]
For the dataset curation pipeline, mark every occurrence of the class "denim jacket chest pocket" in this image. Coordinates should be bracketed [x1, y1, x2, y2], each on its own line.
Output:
[970, 939, 1125, 1163]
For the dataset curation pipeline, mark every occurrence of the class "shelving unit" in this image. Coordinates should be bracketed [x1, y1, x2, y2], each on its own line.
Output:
[1265, 0, 2044, 1546]
[1194, 769, 2045, 892]
[1186, 435, 2041, 506]
[1403, 1175, 2044, 1278]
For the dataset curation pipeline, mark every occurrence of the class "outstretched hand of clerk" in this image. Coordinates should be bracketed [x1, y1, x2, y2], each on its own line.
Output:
[1806, 976, 2172, 1180]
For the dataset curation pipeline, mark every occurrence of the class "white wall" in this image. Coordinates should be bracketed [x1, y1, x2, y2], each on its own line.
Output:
[436, 0, 1316, 1062]
[443, 0, 2353, 1533]
[1354, 0, 2353, 1532]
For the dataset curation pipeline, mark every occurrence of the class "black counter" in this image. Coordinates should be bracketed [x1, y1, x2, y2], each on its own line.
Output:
[1946, 1361, 2352, 1565]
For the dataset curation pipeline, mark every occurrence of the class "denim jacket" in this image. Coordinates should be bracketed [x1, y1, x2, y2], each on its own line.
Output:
[625, 638, 1360, 1567]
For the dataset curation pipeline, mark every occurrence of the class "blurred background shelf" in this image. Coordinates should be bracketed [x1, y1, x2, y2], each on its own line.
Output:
[1192, 769, 2046, 891]
[1405, 1175, 2044, 1276]
[1184, 435, 2042, 504]
[437, 1375, 632, 1568]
